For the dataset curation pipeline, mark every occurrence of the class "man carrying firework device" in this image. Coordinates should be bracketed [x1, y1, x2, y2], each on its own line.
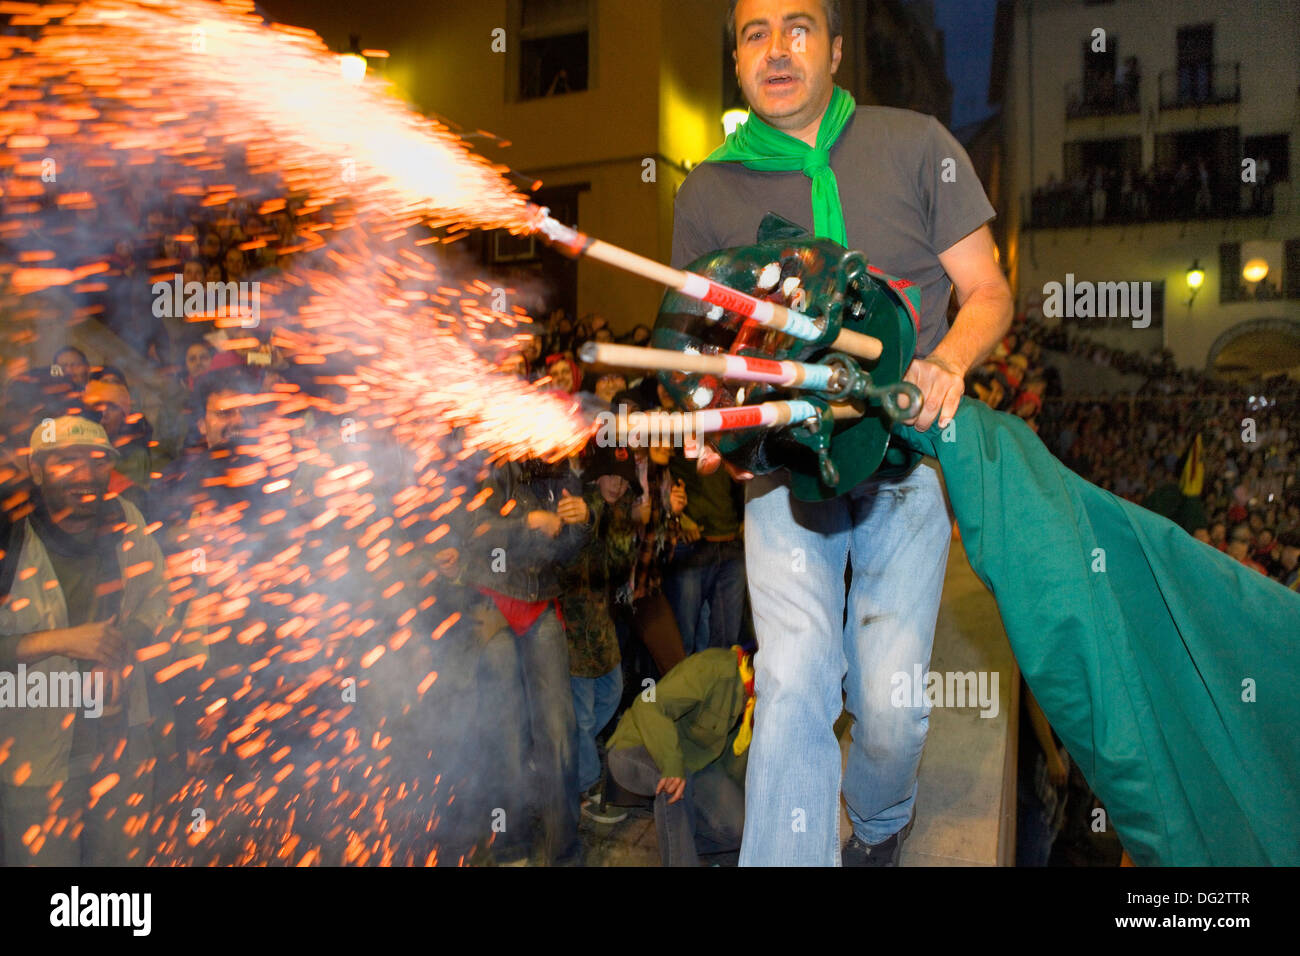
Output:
[673, 0, 1012, 866]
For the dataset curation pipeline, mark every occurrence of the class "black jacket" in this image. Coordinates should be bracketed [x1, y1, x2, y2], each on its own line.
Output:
[455, 458, 591, 603]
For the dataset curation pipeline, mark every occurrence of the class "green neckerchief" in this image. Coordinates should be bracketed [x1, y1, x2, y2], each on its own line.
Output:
[704, 86, 856, 245]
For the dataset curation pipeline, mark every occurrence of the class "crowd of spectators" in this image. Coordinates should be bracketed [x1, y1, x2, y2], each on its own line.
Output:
[967, 316, 1300, 592]
[5, 197, 1294, 867]
[430, 318, 754, 864]
[1027, 155, 1275, 230]
[2, 266, 758, 866]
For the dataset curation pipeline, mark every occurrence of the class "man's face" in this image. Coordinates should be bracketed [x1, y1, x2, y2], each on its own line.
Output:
[547, 360, 573, 393]
[86, 396, 126, 439]
[1227, 540, 1249, 562]
[1281, 544, 1299, 570]
[186, 344, 213, 379]
[733, 0, 842, 135]
[224, 247, 246, 278]
[597, 473, 628, 504]
[595, 374, 626, 404]
[54, 350, 89, 387]
[1210, 523, 1226, 543]
[501, 353, 527, 378]
[200, 388, 246, 449]
[33, 447, 113, 525]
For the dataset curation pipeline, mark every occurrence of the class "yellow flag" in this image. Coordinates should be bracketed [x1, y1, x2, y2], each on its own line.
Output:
[1180, 433, 1204, 497]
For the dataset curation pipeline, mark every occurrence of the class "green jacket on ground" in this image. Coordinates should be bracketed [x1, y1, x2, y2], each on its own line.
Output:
[608, 647, 748, 783]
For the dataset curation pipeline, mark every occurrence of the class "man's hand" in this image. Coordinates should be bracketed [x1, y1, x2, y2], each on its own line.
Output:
[526, 509, 563, 538]
[902, 353, 966, 433]
[696, 444, 753, 481]
[655, 776, 686, 804]
[60, 619, 126, 666]
[556, 489, 589, 525]
[679, 514, 701, 543]
[635, 498, 652, 525]
[669, 479, 688, 515]
[433, 547, 460, 577]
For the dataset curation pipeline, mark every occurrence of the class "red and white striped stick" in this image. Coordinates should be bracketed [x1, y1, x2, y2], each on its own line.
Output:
[529, 207, 883, 362]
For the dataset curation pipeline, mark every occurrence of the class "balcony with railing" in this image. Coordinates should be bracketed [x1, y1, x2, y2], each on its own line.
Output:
[1023, 167, 1278, 231]
[1065, 76, 1141, 120]
[1158, 61, 1240, 110]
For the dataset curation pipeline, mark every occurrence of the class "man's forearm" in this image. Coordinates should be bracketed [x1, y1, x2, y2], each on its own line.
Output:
[0, 630, 66, 670]
[928, 283, 1014, 376]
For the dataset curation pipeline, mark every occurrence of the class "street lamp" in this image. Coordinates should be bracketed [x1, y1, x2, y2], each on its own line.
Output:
[340, 52, 367, 84]
[1185, 259, 1205, 307]
[340, 33, 366, 85]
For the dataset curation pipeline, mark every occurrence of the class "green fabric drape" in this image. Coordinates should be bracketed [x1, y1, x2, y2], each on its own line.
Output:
[894, 399, 1300, 866]
[704, 86, 857, 245]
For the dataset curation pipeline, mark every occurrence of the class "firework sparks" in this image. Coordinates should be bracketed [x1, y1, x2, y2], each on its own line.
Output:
[0, 0, 600, 866]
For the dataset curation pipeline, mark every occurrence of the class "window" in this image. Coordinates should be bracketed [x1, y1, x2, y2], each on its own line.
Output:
[517, 0, 590, 100]
[1223, 239, 1286, 301]
[486, 183, 587, 319]
[1242, 134, 1290, 183]
[1175, 24, 1213, 103]
[1081, 33, 1117, 105]
[1220, 242, 1243, 302]
[1285, 240, 1300, 299]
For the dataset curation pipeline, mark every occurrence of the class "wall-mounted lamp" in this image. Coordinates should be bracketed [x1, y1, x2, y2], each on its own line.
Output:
[1185, 259, 1205, 307]
[340, 33, 366, 85]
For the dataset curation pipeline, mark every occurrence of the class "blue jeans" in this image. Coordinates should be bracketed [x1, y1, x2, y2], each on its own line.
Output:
[738, 460, 951, 866]
[570, 667, 623, 794]
[489, 607, 580, 863]
[663, 539, 747, 656]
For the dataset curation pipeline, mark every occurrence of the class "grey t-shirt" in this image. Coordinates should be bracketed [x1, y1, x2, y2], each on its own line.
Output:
[671, 105, 995, 358]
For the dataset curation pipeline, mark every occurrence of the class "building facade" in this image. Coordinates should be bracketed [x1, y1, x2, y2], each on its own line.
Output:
[998, 0, 1299, 378]
[265, 0, 959, 335]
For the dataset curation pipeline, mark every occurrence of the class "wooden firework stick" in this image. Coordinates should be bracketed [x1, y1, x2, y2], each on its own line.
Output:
[580, 342, 837, 391]
[530, 208, 884, 362]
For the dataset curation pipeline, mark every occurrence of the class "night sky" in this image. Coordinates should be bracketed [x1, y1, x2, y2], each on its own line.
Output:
[933, 0, 1000, 129]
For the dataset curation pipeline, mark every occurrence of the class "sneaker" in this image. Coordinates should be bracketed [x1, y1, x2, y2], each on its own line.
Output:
[581, 794, 629, 824]
[842, 815, 915, 867]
